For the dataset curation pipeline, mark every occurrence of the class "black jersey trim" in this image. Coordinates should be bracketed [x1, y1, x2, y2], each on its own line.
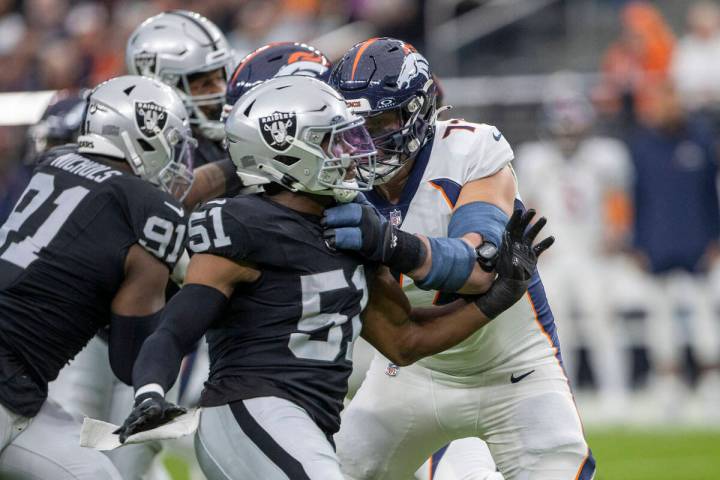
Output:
[230, 399, 311, 480]
[169, 10, 218, 50]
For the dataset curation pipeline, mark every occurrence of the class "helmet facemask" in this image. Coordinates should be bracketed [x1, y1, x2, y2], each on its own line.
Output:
[361, 90, 435, 184]
[155, 125, 197, 200]
[174, 65, 230, 142]
[121, 120, 197, 201]
[309, 117, 377, 202]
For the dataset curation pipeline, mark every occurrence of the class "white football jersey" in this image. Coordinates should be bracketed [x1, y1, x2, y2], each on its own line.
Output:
[366, 120, 560, 377]
[514, 137, 632, 257]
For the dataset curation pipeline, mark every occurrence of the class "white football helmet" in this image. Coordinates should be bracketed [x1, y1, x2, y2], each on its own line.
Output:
[225, 76, 376, 203]
[77, 75, 195, 200]
[125, 10, 233, 141]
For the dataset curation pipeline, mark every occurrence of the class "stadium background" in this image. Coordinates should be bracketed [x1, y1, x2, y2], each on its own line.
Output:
[1, 0, 720, 478]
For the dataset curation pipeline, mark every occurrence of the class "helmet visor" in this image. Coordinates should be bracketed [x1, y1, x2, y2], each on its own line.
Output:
[318, 119, 377, 191]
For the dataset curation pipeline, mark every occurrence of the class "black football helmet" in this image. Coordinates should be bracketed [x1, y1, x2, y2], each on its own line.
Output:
[24, 90, 87, 164]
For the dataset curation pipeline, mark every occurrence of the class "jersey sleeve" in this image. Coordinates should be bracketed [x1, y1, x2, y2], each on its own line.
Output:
[187, 199, 253, 260]
[463, 124, 515, 184]
[118, 179, 188, 271]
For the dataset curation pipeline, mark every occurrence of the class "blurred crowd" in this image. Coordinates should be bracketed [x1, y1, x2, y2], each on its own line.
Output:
[0, 0, 422, 212]
[1, 0, 720, 421]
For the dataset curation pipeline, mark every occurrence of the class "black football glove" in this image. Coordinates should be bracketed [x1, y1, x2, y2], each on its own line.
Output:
[475, 209, 554, 319]
[114, 392, 186, 443]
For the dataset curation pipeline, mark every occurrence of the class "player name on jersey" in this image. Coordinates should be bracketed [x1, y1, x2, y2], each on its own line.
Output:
[50, 154, 123, 183]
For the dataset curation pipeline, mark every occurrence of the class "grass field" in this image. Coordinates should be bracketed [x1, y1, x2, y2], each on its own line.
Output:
[163, 428, 720, 480]
[586, 428, 720, 480]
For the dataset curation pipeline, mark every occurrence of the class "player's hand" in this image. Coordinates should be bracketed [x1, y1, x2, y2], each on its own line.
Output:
[321, 203, 392, 262]
[114, 392, 186, 443]
[475, 209, 554, 319]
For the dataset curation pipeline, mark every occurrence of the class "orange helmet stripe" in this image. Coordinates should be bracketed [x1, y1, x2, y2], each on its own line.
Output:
[350, 37, 379, 81]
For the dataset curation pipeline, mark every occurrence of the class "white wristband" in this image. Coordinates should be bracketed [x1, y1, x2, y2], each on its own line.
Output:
[135, 383, 165, 399]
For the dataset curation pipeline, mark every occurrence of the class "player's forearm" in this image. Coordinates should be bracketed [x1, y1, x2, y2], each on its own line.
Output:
[132, 283, 227, 393]
[365, 300, 490, 366]
[183, 159, 241, 208]
[398, 302, 490, 364]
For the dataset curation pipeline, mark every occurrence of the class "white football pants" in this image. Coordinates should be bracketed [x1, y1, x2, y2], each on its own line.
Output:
[337, 354, 594, 480]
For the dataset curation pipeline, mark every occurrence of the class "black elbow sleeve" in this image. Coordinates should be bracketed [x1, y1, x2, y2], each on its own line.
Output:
[132, 284, 228, 392]
[109, 311, 162, 385]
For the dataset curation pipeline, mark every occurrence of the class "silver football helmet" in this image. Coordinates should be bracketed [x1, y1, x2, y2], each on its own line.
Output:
[225, 76, 376, 203]
[126, 10, 233, 141]
[77, 75, 195, 200]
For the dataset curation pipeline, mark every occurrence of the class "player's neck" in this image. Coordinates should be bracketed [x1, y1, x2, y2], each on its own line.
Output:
[374, 159, 415, 204]
[267, 190, 332, 216]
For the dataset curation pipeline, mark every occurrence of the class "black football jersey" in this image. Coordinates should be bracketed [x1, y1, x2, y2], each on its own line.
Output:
[0, 149, 186, 416]
[188, 194, 370, 435]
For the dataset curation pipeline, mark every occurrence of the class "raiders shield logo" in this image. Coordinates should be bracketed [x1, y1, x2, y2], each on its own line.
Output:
[135, 101, 167, 138]
[134, 51, 157, 76]
[259, 111, 297, 151]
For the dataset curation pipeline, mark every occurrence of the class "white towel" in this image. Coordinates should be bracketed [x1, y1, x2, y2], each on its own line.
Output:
[79, 408, 201, 451]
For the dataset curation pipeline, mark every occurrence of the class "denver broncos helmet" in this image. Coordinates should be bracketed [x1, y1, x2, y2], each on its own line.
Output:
[24, 90, 87, 164]
[329, 37, 438, 183]
[223, 42, 331, 119]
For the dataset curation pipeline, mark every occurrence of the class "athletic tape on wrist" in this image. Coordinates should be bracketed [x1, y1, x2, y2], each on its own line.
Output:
[448, 201, 508, 247]
[414, 237, 476, 292]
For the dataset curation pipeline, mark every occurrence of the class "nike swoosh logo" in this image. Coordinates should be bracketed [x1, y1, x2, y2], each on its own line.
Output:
[164, 201, 185, 217]
[510, 369, 535, 383]
[492, 130, 503, 142]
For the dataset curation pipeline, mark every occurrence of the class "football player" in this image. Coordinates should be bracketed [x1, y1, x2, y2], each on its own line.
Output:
[514, 83, 633, 415]
[176, 40, 334, 405]
[126, 9, 242, 204]
[326, 38, 595, 480]
[0, 75, 191, 479]
[23, 90, 86, 164]
[115, 76, 552, 480]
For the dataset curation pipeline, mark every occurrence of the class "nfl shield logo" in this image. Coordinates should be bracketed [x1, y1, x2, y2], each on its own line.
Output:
[135, 101, 167, 138]
[385, 363, 399, 377]
[134, 51, 157, 76]
[389, 208, 402, 227]
[259, 111, 297, 152]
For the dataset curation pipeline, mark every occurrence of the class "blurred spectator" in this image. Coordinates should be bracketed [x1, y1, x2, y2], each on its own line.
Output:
[64, 2, 121, 86]
[227, 0, 347, 59]
[24, 0, 67, 34]
[0, 0, 25, 56]
[626, 78, 720, 412]
[671, 1, 720, 112]
[596, 1, 675, 126]
[36, 39, 83, 91]
[515, 76, 633, 414]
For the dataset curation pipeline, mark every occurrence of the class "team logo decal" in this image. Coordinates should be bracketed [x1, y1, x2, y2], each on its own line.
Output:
[259, 111, 297, 151]
[389, 208, 403, 227]
[135, 101, 167, 138]
[397, 52, 430, 89]
[385, 362, 400, 377]
[134, 51, 157, 76]
[277, 61, 329, 78]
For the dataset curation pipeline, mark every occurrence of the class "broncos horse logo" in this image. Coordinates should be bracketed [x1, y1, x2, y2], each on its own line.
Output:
[397, 52, 430, 89]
